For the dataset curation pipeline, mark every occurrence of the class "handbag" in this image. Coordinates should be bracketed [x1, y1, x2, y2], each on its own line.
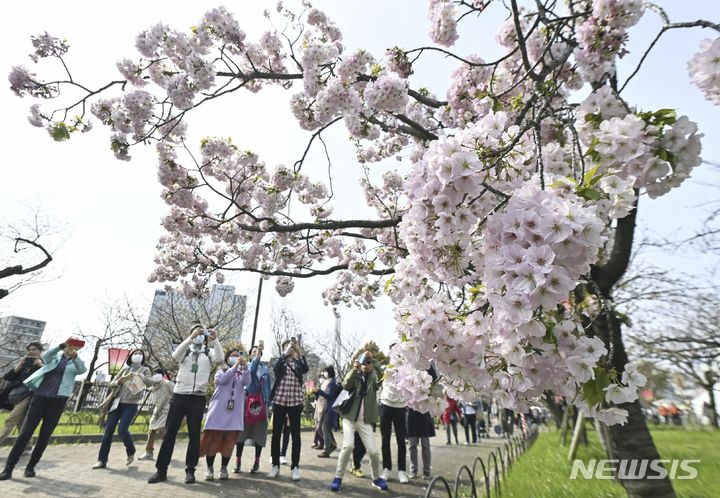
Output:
[244, 391, 266, 425]
[98, 385, 120, 427]
[331, 388, 356, 416]
[7, 384, 31, 405]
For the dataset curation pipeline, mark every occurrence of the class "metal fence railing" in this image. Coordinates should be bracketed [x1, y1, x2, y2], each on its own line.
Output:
[423, 424, 539, 498]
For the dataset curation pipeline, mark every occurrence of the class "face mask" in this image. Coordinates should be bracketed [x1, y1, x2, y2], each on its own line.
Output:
[227, 356, 238, 366]
[323, 372, 329, 379]
[131, 354, 143, 365]
[193, 335, 205, 345]
[152, 373, 163, 383]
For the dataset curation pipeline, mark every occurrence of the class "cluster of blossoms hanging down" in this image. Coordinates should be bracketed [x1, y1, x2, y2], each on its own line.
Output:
[9, 0, 718, 424]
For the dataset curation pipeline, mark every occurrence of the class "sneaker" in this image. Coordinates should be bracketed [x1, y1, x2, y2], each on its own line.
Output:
[233, 462, 241, 474]
[280, 456, 288, 465]
[372, 477, 389, 491]
[330, 477, 342, 492]
[464, 441, 470, 446]
[381, 468, 391, 480]
[267, 465, 280, 478]
[126, 454, 135, 466]
[219, 466, 229, 480]
[398, 471, 409, 484]
[250, 461, 260, 474]
[185, 470, 196, 484]
[148, 471, 167, 484]
[291, 467, 301, 481]
[138, 452, 154, 461]
[408, 471, 417, 479]
[422, 473, 431, 480]
[92, 461, 107, 469]
[205, 467, 214, 481]
[350, 467, 365, 478]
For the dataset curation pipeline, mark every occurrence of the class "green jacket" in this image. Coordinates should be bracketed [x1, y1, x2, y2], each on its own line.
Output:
[343, 368, 378, 425]
[24, 344, 87, 398]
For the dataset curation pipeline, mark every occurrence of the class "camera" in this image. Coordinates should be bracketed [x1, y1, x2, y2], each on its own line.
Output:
[357, 352, 366, 365]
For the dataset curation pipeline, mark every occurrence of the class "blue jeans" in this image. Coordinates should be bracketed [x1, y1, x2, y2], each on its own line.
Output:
[98, 403, 139, 463]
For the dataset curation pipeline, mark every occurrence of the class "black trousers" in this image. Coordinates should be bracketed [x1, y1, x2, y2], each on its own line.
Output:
[464, 413, 477, 443]
[271, 403, 302, 468]
[156, 394, 205, 473]
[6, 395, 67, 469]
[353, 431, 366, 469]
[379, 404, 406, 471]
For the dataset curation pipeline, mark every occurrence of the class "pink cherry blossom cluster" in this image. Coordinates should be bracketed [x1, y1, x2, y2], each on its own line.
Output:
[574, 0, 644, 83]
[482, 179, 607, 333]
[578, 88, 703, 198]
[427, 0, 459, 47]
[687, 37, 720, 105]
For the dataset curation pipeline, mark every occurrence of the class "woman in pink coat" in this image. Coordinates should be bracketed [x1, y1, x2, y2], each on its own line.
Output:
[199, 348, 251, 480]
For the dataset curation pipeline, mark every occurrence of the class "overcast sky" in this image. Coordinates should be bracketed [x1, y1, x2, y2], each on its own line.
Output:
[1, 0, 718, 365]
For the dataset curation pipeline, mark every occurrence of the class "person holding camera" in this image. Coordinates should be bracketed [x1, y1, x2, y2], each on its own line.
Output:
[314, 365, 341, 458]
[0, 342, 44, 446]
[329, 351, 388, 492]
[93, 349, 153, 469]
[138, 369, 175, 461]
[148, 325, 224, 485]
[199, 347, 251, 481]
[267, 338, 308, 481]
[0, 338, 86, 480]
[234, 343, 270, 474]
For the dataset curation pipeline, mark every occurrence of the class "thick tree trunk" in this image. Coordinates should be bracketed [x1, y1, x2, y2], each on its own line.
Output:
[706, 383, 719, 428]
[588, 200, 676, 498]
[593, 313, 675, 498]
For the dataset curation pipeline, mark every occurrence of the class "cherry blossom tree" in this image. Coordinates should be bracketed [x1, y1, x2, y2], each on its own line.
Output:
[9, 1, 720, 495]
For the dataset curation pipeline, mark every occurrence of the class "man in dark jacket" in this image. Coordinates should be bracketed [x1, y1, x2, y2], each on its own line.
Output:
[0, 342, 44, 445]
[315, 365, 341, 457]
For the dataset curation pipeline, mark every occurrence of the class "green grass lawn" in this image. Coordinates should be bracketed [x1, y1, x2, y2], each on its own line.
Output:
[497, 426, 720, 498]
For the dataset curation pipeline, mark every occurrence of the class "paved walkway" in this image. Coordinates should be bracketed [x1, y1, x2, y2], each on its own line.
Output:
[0, 431, 509, 497]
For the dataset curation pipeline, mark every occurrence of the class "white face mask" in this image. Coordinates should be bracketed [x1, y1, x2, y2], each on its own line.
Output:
[323, 372, 329, 379]
[131, 354, 142, 365]
[193, 335, 205, 345]
[227, 356, 238, 366]
[151, 373, 163, 383]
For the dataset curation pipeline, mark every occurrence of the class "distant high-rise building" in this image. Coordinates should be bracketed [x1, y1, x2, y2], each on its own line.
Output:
[143, 285, 246, 371]
[0, 315, 46, 369]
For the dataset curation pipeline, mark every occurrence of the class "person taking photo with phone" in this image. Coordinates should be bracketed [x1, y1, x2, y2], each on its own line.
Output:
[93, 349, 153, 469]
[329, 351, 388, 492]
[234, 344, 270, 474]
[0, 342, 44, 446]
[199, 347, 251, 481]
[148, 325, 223, 485]
[267, 338, 308, 481]
[0, 337, 86, 480]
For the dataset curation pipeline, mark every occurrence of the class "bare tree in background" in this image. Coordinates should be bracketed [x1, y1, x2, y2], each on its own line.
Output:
[630, 293, 720, 428]
[0, 207, 59, 300]
[142, 285, 246, 370]
[75, 298, 143, 407]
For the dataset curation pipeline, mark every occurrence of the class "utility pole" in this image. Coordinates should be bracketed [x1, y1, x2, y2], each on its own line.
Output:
[333, 307, 341, 372]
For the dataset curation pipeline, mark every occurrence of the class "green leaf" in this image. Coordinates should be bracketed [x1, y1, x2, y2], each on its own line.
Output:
[582, 163, 600, 187]
[383, 275, 394, 294]
[576, 186, 603, 201]
[582, 369, 611, 406]
[48, 122, 71, 142]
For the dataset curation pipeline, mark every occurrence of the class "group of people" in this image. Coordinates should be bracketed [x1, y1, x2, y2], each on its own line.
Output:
[0, 329, 457, 492]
